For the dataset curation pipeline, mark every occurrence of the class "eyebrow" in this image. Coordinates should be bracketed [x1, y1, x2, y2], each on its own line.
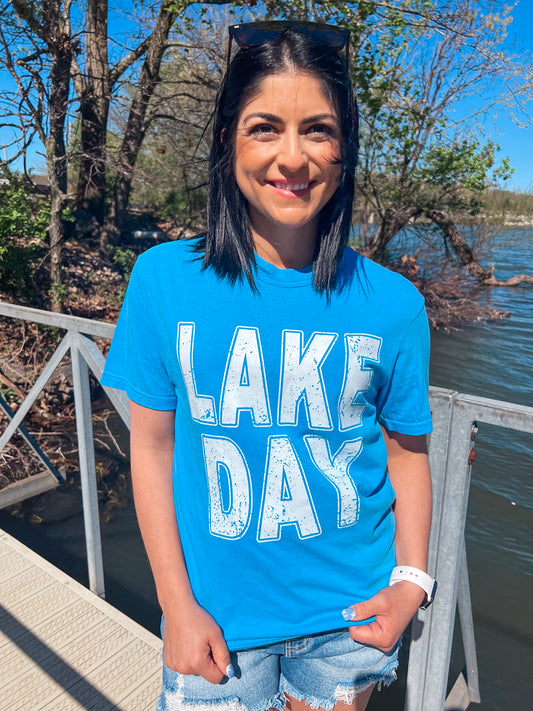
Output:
[242, 112, 337, 126]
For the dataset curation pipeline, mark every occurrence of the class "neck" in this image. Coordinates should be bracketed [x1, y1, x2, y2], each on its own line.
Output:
[251, 220, 318, 270]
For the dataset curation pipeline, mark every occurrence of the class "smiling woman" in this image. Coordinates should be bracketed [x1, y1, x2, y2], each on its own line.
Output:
[234, 72, 341, 269]
[101, 21, 434, 711]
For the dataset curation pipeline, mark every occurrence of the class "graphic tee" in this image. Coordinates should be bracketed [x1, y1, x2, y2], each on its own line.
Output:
[102, 239, 432, 651]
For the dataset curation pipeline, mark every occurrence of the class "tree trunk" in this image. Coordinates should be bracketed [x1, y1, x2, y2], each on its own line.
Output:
[102, 2, 178, 248]
[75, 0, 109, 228]
[365, 206, 420, 262]
[426, 209, 494, 282]
[43, 0, 72, 311]
[48, 189, 65, 310]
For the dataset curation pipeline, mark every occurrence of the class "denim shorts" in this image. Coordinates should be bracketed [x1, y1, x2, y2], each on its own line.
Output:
[156, 627, 399, 711]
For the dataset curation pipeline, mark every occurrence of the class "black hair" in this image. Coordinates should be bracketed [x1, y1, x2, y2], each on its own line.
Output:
[198, 27, 359, 295]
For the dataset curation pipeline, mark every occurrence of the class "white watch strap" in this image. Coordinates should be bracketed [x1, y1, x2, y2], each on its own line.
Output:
[389, 565, 436, 605]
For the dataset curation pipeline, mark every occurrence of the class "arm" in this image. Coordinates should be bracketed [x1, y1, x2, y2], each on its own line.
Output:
[385, 429, 432, 571]
[129, 400, 231, 683]
[347, 430, 432, 651]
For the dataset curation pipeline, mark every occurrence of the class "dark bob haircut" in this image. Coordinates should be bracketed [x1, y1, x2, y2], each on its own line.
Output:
[198, 27, 359, 295]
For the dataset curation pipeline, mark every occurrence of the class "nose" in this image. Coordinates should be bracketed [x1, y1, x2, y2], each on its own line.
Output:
[277, 130, 308, 173]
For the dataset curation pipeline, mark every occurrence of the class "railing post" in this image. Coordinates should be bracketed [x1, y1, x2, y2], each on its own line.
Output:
[456, 541, 481, 703]
[421, 398, 477, 708]
[405, 387, 456, 711]
[70, 332, 105, 598]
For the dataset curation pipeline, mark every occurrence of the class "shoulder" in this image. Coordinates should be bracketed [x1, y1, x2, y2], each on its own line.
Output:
[339, 247, 425, 312]
[130, 237, 204, 289]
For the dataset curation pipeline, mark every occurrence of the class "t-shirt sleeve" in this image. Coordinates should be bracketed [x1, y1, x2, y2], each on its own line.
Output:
[101, 256, 177, 411]
[377, 306, 432, 435]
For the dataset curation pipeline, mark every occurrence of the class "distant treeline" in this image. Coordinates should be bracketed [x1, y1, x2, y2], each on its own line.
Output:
[483, 188, 533, 220]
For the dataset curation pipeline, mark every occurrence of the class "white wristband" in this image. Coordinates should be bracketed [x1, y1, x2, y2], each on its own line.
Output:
[389, 565, 437, 609]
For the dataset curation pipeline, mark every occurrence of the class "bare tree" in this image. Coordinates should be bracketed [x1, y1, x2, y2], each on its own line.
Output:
[1, 0, 74, 310]
[101, 0, 238, 246]
[100, 0, 181, 246]
[70, 0, 153, 233]
[0, 1, 238, 262]
[121, 19, 228, 232]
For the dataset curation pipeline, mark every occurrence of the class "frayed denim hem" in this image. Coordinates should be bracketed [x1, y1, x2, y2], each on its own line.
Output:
[280, 660, 398, 710]
[281, 677, 337, 711]
[376, 666, 398, 692]
[158, 697, 245, 711]
[157, 688, 286, 711]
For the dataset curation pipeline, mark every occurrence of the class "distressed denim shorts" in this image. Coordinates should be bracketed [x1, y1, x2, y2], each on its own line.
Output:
[156, 627, 399, 711]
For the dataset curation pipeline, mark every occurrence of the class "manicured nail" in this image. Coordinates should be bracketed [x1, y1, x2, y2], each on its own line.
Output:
[226, 663, 235, 679]
[342, 607, 356, 621]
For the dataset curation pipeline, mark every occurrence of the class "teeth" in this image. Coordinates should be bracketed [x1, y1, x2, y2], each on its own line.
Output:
[274, 182, 309, 191]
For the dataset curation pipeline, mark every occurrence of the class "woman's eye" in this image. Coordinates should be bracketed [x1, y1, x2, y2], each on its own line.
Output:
[249, 124, 277, 137]
[307, 124, 335, 139]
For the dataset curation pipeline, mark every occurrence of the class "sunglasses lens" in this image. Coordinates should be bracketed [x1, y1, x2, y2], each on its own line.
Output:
[232, 27, 282, 48]
[304, 29, 348, 49]
[231, 22, 349, 51]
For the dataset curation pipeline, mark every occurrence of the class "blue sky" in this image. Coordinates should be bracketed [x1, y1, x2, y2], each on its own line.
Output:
[1, 0, 532, 191]
[485, 0, 533, 191]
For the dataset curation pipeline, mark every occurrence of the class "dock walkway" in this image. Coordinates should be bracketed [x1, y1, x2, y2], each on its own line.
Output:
[0, 528, 163, 710]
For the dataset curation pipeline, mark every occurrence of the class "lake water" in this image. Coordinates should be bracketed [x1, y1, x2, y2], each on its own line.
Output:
[1, 227, 531, 710]
[426, 227, 533, 711]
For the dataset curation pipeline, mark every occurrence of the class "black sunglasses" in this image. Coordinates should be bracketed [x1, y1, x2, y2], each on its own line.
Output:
[227, 21, 350, 72]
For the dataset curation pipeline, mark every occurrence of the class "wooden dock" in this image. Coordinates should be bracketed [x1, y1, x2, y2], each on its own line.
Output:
[0, 528, 163, 710]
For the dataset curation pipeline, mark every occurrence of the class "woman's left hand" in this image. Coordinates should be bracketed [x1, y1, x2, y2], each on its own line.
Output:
[344, 581, 426, 652]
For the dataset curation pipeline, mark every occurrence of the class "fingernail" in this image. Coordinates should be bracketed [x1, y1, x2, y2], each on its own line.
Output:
[342, 607, 356, 621]
[226, 663, 235, 679]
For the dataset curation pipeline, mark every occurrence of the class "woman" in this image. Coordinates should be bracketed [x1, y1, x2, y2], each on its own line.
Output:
[102, 21, 435, 711]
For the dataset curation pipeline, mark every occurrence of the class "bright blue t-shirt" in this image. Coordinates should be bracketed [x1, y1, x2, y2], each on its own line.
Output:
[102, 239, 432, 651]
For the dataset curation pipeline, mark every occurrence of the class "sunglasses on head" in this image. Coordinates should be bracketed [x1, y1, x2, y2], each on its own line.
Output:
[227, 20, 350, 72]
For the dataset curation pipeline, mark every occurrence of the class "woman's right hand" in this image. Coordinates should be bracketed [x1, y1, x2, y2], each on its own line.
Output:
[162, 601, 232, 684]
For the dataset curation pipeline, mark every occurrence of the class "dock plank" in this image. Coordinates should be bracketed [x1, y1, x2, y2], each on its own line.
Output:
[0, 529, 162, 710]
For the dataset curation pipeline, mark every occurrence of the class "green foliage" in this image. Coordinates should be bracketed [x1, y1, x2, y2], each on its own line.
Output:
[483, 187, 533, 221]
[0, 384, 19, 406]
[158, 187, 207, 223]
[413, 138, 514, 214]
[106, 247, 137, 308]
[110, 247, 137, 280]
[0, 171, 49, 294]
[48, 282, 68, 308]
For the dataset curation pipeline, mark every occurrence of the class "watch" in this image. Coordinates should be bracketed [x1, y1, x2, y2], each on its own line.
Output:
[389, 565, 438, 609]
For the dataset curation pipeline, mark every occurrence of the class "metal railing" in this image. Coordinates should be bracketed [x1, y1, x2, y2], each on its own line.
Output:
[0, 302, 129, 597]
[406, 390, 533, 710]
[1, 300, 532, 711]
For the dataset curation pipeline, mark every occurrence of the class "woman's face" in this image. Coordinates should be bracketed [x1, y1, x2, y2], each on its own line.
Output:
[234, 71, 341, 249]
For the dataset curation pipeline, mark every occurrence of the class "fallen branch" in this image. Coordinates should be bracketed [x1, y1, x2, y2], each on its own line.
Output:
[482, 274, 533, 287]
